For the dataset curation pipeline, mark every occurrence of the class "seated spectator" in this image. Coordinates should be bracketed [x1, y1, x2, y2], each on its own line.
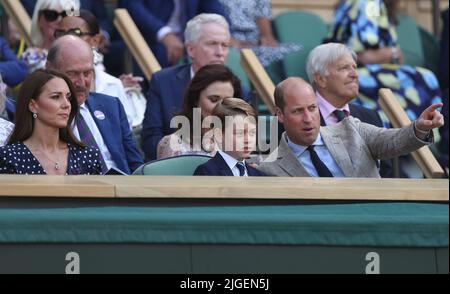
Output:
[326, 0, 442, 127]
[46, 35, 144, 174]
[157, 64, 242, 159]
[439, 9, 449, 172]
[0, 117, 13, 146]
[141, 13, 251, 161]
[219, 0, 302, 82]
[55, 10, 144, 129]
[0, 76, 12, 122]
[0, 36, 28, 87]
[306, 43, 395, 177]
[21, 0, 80, 73]
[257, 78, 444, 178]
[194, 98, 265, 176]
[0, 69, 102, 175]
[21, 0, 111, 53]
[119, 0, 229, 68]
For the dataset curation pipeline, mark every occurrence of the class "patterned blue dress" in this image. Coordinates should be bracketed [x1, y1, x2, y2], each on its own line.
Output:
[219, 0, 302, 67]
[0, 142, 103, 175]
[327, 0, 442, 127]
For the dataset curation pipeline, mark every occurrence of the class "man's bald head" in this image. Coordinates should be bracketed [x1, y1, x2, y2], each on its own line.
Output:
[47, 35, 93, 68]
[46, 35, 94, 105]
[274, 77, 316, 113]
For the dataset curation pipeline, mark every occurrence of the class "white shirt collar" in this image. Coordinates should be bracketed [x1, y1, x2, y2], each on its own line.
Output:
[286, 133, 324, 157]
[190, 65, 195, 79]
[219, 150, 245, 171]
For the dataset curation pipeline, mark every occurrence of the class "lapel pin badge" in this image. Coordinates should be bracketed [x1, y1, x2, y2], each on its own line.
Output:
[94, 110, 106, 120]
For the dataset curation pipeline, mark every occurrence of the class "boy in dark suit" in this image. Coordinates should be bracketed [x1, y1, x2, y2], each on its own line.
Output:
[194, 98, 265, 176]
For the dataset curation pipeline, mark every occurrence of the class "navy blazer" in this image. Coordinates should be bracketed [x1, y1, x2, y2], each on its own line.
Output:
[141, 64, 252, 161]
[194, 153, 266, 176]
[0, 37, 27, 87]
[85, 93, 143, 174]
[119, 0, 228, 67]
[319, 103, 395, 178]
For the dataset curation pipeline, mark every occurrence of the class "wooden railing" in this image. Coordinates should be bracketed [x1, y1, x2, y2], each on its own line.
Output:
[1, 0, 33, 46]
[378, 88, 445, 179]
[240, 48, 276, 114]
[113, 8, 161, 80]
[0, 176, 447, 202]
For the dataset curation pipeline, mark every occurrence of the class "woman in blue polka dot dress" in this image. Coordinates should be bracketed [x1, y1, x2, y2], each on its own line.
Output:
[0, 69, 103, 175]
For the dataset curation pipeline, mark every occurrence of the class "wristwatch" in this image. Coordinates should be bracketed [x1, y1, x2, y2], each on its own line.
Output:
[391, 47, 400, 64]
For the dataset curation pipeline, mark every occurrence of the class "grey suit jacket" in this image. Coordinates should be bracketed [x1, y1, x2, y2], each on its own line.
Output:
[258, 117, 431, 178]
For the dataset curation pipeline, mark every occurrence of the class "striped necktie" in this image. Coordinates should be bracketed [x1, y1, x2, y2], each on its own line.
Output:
[76, 113, 107, 173]
[236, 162, 246, 177]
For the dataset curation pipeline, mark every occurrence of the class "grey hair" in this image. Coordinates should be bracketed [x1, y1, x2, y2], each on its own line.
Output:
[30, 0, 80, 47]
[184, 13, 229, 45]
[306, 43, 357, 89]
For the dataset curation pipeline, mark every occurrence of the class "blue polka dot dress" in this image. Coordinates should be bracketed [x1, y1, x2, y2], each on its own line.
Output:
[0, 142, 103, 175]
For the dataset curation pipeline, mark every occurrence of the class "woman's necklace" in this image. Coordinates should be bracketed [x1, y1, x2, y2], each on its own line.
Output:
[38, 150, 61, 170]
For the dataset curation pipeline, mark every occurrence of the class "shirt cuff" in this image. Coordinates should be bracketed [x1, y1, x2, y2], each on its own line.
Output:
[413, 121, 433, 143]
[157, 26, 174, 42]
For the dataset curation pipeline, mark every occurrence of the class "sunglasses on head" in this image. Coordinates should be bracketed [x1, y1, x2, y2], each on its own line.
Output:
[54, 28, 95, 39]
[40, 9, 67, 22]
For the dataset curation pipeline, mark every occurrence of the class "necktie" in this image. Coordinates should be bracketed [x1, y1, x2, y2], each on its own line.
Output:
[76, 113, 107, 173]
[307, 145, 333, 177]
[236, 162, 246, 177]
[333, 109, 347, 122]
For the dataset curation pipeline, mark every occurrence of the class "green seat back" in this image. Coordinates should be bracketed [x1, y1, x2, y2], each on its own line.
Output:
[132, 155, 212, 176]
[273, 11, 328, 80]
[418, 26, 440, 74]
[226, 47, 251, 89]
[396, 13, 425, 68]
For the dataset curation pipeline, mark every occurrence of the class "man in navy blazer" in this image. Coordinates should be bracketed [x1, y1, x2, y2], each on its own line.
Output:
[119, 0, 228, 68]
[141, 14, 251, 161]
[194, 98, 265, 177]
[83, 92, 143, 174]
[307, 43, 395, 178]
[47, 35, 143, 174]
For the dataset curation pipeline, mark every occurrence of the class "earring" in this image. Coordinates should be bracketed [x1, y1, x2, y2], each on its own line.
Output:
[33, 113, 37, 119]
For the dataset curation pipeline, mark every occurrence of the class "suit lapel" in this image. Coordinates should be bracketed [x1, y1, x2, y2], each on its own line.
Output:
[276, 134, 311, 177]
[320, 127, 355, 177]
[176, 64, 191, 83]
[213, 153, 234, 176]
[246, 164, 262, 176]
[85, 95, 113, 151]
[319, 111, 326, 126]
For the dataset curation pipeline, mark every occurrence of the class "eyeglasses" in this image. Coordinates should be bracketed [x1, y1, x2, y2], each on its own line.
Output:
[54, 28, 95, 39]
[40, 10, 67, 22]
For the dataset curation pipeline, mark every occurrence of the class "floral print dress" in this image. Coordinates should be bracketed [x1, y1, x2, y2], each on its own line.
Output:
[327, 0, 442, 127]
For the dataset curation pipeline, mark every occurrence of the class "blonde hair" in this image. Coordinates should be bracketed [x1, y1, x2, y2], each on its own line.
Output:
[212, 98, 256, 127]
[30, 0, 80, 47]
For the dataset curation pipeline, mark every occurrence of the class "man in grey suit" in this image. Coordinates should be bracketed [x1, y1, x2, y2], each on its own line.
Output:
[258, 78, 444, 178]
[306, 42, 395, 177]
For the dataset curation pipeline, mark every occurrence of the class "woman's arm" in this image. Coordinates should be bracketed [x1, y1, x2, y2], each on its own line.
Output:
[256, 17, 278, 47]
[357, 46, 404, 65]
